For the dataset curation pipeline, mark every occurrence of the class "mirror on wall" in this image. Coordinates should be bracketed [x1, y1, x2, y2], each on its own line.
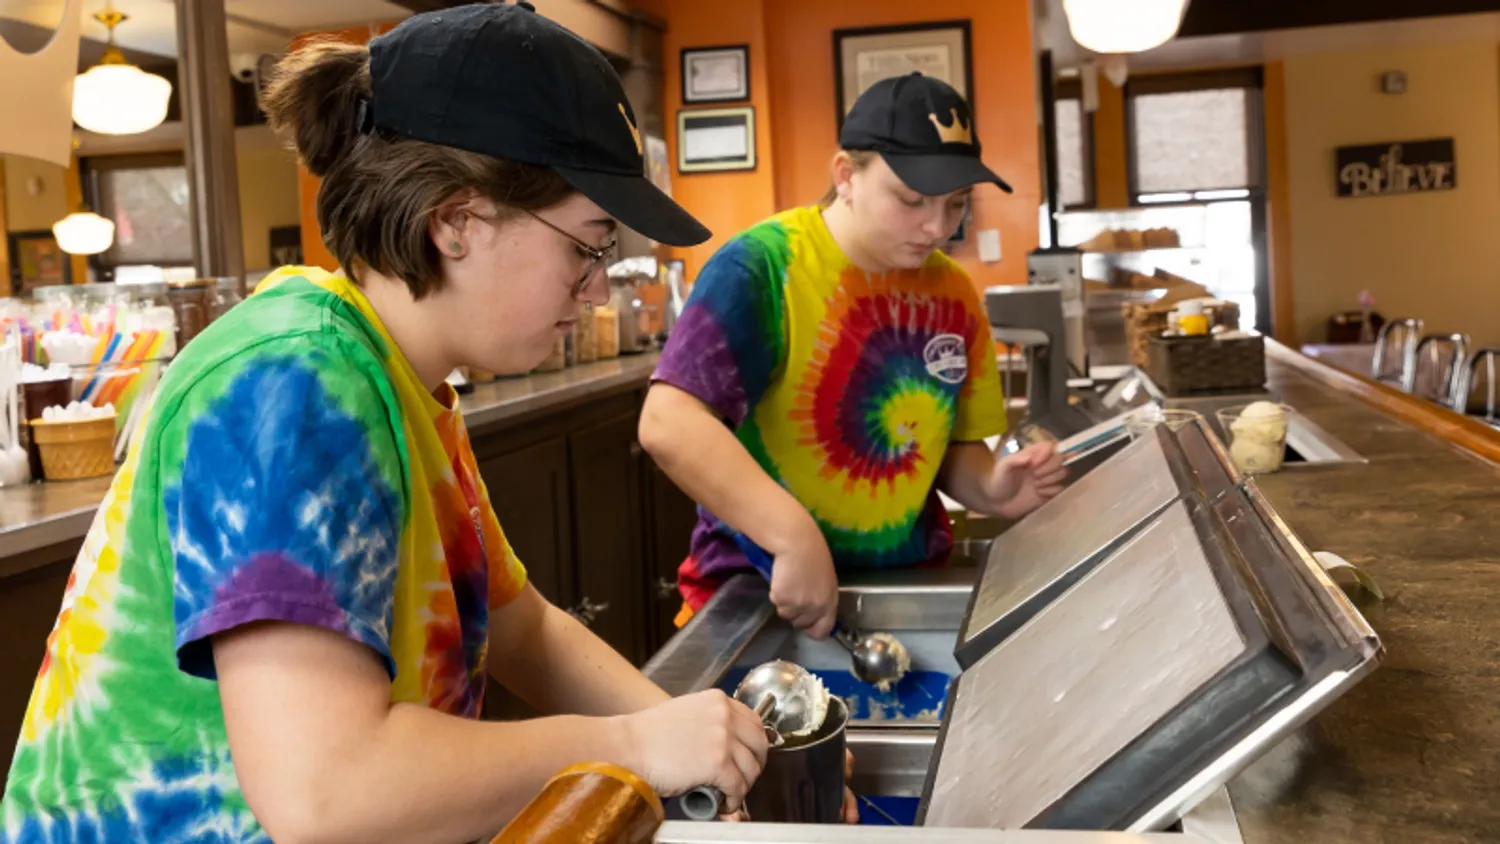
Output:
[0, 0, 73, 55]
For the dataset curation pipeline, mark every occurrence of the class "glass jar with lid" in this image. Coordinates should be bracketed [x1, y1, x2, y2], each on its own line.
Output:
[167, 278, 216, 350]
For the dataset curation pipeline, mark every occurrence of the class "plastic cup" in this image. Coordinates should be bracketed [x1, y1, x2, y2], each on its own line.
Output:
[1124, 407, 1203, 440]
[1215, 403, 1292, 474]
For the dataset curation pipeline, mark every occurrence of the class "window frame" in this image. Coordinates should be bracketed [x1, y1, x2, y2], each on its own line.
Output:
[1122, 67, 1272, 336]
[80, 152, 193, 277]
[1054, 79, 1097, 211]
[1124, 67, 1266, 204]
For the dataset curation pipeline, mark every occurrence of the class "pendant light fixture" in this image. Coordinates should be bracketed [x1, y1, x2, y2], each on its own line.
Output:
[72, 2, 172, 135]
[53, 205, 116, 256]
[1062, 0, 1190, 55]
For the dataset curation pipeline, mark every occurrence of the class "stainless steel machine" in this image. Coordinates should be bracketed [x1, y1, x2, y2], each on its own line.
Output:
[986, 285, 1094, 439]
[642, 416, 1382, 842]
[929, 420, 1382, 831]
[1026, 247, 1088, 380]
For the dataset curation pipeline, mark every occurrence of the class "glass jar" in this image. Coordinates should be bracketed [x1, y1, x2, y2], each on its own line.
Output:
[210, 276, 245, 322]
[167, 278, 215, 350]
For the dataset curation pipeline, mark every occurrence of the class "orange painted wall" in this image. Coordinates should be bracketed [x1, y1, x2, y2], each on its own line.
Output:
[634, 0, 780, 277]
[640, 0, 1039, 289]
[1261, 61, 1295, 345]
[1091, 78, 1130, 208]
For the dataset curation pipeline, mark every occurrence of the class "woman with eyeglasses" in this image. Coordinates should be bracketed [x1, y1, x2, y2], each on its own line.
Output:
[640, 73, 1068, 639]
[0, 6, 771, 843]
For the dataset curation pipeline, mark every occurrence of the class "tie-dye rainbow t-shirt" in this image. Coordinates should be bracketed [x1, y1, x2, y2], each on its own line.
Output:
[656, 206, 1007, 611]
[0, 267, 527, 842]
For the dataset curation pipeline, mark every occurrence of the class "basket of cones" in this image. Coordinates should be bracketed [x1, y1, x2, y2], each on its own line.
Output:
[30, 415, 117, 481]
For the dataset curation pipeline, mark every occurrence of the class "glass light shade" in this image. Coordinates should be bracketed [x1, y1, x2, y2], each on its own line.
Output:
[1063, 0, 1189, 54]
[72, 64, 172, 135]
[52, 211, 116, 255]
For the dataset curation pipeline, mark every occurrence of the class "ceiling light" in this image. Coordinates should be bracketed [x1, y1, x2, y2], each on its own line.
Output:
[72, 4, 172, 135]
[52, 208, 116, 256]
[1063, 0, 1190, 54]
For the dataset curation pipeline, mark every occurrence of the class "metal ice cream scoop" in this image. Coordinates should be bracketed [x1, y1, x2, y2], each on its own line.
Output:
[678, 660, 829, 821]
[732, 533, 911, 688]
[733, 659, 830, 737]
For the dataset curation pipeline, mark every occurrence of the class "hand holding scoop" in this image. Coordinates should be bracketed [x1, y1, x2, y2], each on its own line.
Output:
[732, 533, 911, 689]
[678, 660, 829, 821]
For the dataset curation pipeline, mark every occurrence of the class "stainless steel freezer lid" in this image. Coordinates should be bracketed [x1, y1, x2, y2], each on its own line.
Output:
[920, 483, 1382, 832]
[955, 429, 1181, 668]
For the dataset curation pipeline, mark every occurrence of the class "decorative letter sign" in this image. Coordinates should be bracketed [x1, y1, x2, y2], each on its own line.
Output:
[1336, 139, 1456, 198]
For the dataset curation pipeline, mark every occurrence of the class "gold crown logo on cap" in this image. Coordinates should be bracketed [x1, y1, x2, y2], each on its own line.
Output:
[928, 108, 972, 145]
[619, 104, 642, 155]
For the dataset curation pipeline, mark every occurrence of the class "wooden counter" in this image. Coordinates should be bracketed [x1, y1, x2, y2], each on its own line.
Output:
[0, 355, 662, 577]
[3, 344, 1498, 842]
[1226, 348, 1500, 843]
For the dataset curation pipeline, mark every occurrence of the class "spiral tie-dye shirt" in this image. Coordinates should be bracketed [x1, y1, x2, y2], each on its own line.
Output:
[654, 206, 1007, 610]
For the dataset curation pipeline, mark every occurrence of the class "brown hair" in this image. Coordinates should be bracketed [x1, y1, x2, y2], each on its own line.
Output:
[817, 150, 879, 207]
[260, 39, 574, 299]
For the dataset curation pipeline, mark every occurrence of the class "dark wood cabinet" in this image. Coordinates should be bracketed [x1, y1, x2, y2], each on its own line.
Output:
[0, 550, 80, 785]
[478, 437, 573, 607]
[472, 385, 705, 719]
[643, 458, 701, 653]
[567, 412, 649, 665]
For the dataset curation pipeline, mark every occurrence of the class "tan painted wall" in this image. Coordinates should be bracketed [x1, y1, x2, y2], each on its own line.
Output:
[1283, 41, 1500, 347]
[235, 140, 300, 272]
[2, 155, 71, 234]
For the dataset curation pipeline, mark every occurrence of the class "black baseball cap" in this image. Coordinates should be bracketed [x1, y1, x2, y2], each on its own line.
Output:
[366, 2, 710, 247]
[840, 72, 1014, 196]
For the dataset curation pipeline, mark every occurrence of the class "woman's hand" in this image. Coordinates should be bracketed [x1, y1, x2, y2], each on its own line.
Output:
[982, 442, 1067, 519]
[766, 520, 840, 639]
[618, 690, 769, 813]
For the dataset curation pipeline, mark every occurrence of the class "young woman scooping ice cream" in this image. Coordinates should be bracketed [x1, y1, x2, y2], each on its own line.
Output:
[0, 5, 769, 841]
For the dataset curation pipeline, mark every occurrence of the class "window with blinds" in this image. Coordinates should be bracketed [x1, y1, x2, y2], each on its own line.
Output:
[84, 154, 194, 272]
[1126, 69, 1263, 203]
[1051, 80, 1094, 210]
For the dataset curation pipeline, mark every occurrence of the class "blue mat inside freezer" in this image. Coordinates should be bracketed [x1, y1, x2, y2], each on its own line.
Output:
[717, 667, 951, 721]
[858, 795, 920, 826]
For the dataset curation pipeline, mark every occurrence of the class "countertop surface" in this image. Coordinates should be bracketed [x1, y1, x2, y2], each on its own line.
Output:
[0, 354, 660, 573]
[1226, 359, 1500, 843]
[3, 347, 1499, 842]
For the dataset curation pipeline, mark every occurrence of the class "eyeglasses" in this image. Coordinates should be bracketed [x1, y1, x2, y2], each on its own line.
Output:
[463, 207, 617, 300]
[522, 209, 617, 299]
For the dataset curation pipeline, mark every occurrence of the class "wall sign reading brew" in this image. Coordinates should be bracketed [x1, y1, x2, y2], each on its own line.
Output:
[1336, 138, 1456, 198]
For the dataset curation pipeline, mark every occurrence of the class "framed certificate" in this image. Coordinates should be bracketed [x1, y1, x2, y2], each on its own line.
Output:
[682, 45, 750, 104]
[833, 21, 973, 131]
[677, 107, 756, 173]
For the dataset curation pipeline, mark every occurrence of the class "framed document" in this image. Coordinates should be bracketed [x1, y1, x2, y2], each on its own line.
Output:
[682, 45, 750, 104]
[833, 21, 973, 130]
[7, 230, 70, 294]
[677, 107, 756, 173]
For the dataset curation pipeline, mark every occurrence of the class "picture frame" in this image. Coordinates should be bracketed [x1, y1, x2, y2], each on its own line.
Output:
[677, 107, 757, 174]
[682, 45, 750, 104]
[833, 20, 974, 132]
[7, 230, 71, 294]
[269, 225, 304, 268]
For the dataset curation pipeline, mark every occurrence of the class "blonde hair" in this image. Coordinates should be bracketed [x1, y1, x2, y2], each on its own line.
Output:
[817, 150, 879, 206]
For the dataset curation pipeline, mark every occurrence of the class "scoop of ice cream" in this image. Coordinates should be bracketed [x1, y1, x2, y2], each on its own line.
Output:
[865, 632, 912, 694]
[1230, 401, 1288, 444]
[734, 660, 831, 738]
[1230, 437, 1284, 474]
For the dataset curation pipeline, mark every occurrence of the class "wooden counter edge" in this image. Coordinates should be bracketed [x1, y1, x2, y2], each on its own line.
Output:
[1267, 339, 1500, 466]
